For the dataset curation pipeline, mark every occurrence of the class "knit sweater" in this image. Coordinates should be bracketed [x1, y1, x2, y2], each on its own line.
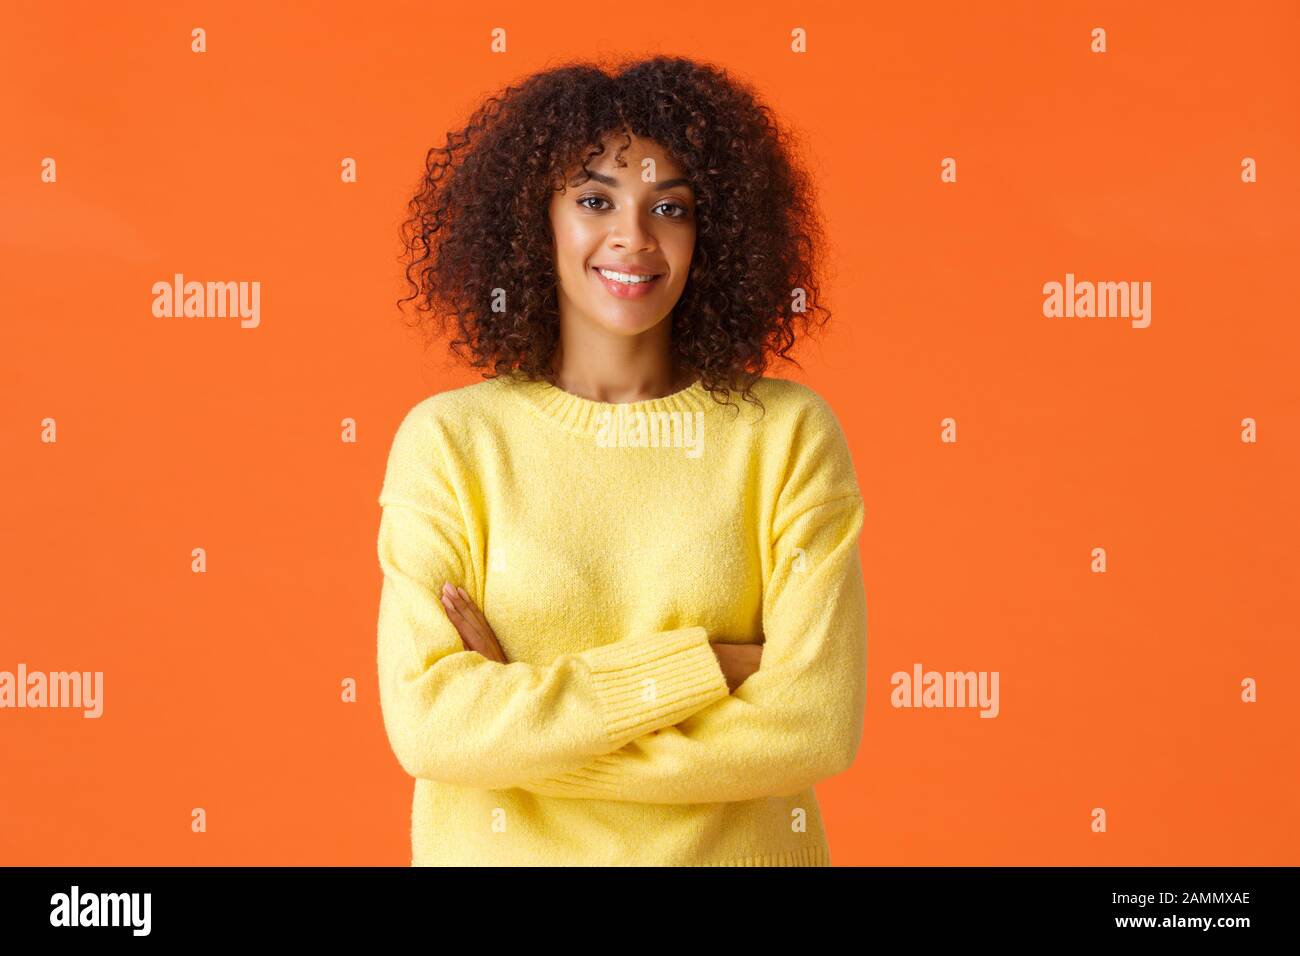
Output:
[375, 371, 867, 866]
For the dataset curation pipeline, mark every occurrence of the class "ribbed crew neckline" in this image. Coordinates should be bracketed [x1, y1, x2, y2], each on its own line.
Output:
[498, 371, 713, 437]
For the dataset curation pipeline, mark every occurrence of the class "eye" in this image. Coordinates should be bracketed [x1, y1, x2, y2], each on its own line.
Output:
[576, 194, 692, 218]
[654, 200, 691, 219]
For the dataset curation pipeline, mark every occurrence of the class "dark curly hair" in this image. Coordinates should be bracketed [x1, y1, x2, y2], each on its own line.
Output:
[396, 54, 833, 416]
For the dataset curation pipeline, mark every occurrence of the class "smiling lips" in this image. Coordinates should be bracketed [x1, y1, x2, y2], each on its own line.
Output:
[592, 265, 663, 299]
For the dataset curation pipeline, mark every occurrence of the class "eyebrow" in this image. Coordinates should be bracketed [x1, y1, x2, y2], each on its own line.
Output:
[583, 170, 693, 192]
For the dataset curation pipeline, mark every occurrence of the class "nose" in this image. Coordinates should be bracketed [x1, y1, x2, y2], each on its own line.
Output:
[608, 206, 655, 252]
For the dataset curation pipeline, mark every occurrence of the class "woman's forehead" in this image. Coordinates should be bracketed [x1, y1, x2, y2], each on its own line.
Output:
[569, 137, 689, 183]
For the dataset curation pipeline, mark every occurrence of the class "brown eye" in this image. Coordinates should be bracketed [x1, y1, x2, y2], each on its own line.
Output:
[655, 201, 690, 218]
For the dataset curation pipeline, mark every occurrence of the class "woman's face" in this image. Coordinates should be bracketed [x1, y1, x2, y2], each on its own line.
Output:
[547, 133, 696, 338]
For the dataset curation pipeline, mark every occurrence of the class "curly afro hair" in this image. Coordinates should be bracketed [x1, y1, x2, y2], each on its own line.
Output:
[396, 54, 833, 415]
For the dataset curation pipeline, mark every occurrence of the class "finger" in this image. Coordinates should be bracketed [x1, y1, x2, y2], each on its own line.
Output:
[460, 597, 495, 642]
[443, 583, 492, 648]
[449, 585, 498, 647]
[453, 587, 490, 628]
[440, 584, 486, 648]
[451, 588, 509, 663]
[458, 600, 506, 662]
[440, 591, 479, 648]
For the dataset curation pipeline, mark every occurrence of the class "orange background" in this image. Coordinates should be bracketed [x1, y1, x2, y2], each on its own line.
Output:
[2, 0, 1296, 865]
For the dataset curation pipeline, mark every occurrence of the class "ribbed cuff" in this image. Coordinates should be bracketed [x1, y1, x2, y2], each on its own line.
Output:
[581, 626, 730, 746]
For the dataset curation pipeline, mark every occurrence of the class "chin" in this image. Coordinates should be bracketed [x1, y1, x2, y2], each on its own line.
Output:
[594, 311, 668, 335]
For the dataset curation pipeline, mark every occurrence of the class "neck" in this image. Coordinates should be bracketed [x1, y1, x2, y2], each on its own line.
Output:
[549, 317, 693, 403]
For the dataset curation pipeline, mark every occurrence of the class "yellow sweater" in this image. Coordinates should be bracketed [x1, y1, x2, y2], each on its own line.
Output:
[375, 371, 867, 866]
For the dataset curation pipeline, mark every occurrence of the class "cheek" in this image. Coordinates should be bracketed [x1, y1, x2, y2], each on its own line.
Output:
[667, 232, 696, 285]
[668, 226, 695, 263]
[552, 221, 599, 276]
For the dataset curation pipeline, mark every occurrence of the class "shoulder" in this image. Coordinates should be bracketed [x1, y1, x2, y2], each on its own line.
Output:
[386, 377, 507, 447]
[745, 375, 849, 437]
[380, 379, 504, 508]
[747, 376, 862, 501]
[382, 377, 506, 480]
[393, 377, 505, 428]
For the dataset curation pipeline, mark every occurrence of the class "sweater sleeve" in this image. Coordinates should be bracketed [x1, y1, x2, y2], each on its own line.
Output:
[514, 397, 868, 804]
[375, 403, 731, 791]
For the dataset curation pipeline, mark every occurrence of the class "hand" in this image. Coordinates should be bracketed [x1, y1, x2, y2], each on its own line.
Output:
[438, 581, 765, 691]
[440, 582, 509, 663]
[709, 640, 763, 693]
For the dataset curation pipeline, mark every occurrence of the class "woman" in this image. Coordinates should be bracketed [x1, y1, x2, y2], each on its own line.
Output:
[378, 55, 867, 866]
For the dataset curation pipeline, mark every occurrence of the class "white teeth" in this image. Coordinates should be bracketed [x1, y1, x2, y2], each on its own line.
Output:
[597, 268, 657, 284]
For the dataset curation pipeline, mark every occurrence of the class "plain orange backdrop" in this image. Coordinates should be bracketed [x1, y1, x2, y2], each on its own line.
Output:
[1, 0, 1297, 865]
